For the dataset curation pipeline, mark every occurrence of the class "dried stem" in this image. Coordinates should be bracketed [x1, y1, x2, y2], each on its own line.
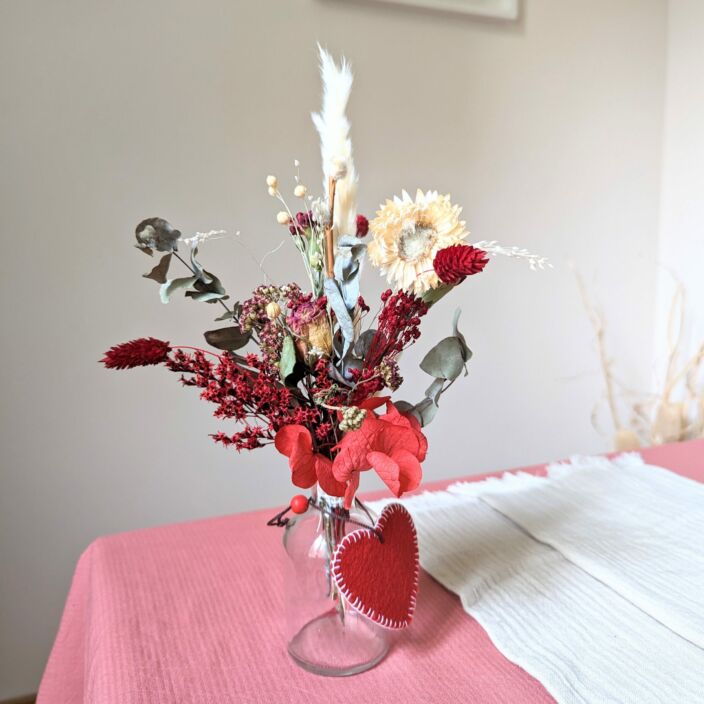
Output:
[325, 177, 337, 277]
[574, 268, 623, 431]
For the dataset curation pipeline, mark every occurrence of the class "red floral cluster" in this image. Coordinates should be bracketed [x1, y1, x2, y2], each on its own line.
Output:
[433, 244, 489, 284]
[101, 337, 171, 369]
[333, 398, 426, 507]
[164, 348, 326, 451]
[364, 290, 428, 371]
[289, 210, 316, 236]
[274, 397, 427, 506]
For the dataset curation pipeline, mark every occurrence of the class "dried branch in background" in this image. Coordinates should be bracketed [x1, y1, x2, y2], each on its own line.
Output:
[575, 269, 704, 449]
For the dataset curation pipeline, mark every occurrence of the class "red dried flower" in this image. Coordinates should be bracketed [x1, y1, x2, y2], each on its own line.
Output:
[433, 245, 489, 284]
[356, 214, 369, 238]
[274, 425, 346, 496]
[332, 400, 427, 508]
[101, 338, 171, 369]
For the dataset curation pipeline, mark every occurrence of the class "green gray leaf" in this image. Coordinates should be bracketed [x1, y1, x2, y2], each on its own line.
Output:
[334, 235, 366, 310]
[204, 326, 251, 351]
[324, 277, 355, 359]
[419, 309, 471, 380]
[420, 337, 466, 380]
[214, 302, 241, 321]
[421, 283, 454, 306]
[135, 217, 181, 253]
[184, 270, 228, 303]
[160, 276, 197, 303]
[280, 335, 297, 384]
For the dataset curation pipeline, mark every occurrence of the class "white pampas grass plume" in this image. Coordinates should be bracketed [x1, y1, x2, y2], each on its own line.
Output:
[311, 45, 358, 237]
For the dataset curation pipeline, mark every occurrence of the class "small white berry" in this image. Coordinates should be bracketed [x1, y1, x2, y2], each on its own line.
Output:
[268, 186, 278, 197]
[266, 175, 278, 188]
[276, 211, 291, 225]
[294, 184, 307, 198]
[265, 301, 282, 319]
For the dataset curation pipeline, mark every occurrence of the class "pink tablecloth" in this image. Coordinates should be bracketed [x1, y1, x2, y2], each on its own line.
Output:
[37, 440, 704, 704]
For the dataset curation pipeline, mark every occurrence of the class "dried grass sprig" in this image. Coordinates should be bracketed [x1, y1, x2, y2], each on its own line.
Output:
[473, 240, 551, 270]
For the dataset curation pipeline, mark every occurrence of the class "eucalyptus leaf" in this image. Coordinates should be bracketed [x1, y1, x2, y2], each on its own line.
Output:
[419, 337, 467, 381]
[160, 276, 197, 304]
[324, 278, 355, 358]
[414, 398, 440, 427]
[419, 308, 472, 380]
[396, 398, 439, 428]
[204, 326, 251, 351]
[353, 329, 377, 359]
[334, 235, 366, 310]
[189, 245, 215, 285]
[279, 335, 297, 384]
[452, 308, 471, 361]
[394, 401, 415, 415]
[135, 217, 180, 254]
[424, 378, 445, 404]
[187, 290, 227, 303]
[143, 253, 173, 284]
[214, 310, 236, 322]
[421, 284, 454, 306]
[327, 361, 354, 388]
[185, 270, 227, 303]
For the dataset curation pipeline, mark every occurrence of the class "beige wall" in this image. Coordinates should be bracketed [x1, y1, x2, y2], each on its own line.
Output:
[654, 0, 704, 363]
[0, 0, 668, 697]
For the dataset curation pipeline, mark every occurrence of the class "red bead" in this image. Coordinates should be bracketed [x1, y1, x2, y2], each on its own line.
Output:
[290, 495, 309, 514]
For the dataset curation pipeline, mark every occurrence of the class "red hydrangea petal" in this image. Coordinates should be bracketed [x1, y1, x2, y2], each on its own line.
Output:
[366, 451, 402, 495]
[391, 448, 423, 494]
[344, 471, 361, 509]
[358, 396, 390, 412]
[315, 455, 347, 497]
[274, 424, 311, 456]
[275, 425, 317, 488]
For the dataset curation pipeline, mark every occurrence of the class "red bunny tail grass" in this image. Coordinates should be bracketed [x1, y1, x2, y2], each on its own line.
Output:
[101, 338, 171, 369]
[433, 244, 489, 284]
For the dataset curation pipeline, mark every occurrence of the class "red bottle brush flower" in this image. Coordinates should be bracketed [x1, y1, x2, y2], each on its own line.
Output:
[433, 244, 489, 284]
[101, 338, 171, 369]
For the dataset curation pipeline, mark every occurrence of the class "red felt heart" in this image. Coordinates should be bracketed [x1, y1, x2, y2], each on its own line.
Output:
[331, 503, 419, 629]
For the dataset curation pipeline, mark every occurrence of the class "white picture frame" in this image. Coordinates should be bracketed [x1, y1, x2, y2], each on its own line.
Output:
[352, 0, 519, 20]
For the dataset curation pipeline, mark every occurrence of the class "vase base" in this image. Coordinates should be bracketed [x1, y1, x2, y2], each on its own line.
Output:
[287, 608, 390, 677]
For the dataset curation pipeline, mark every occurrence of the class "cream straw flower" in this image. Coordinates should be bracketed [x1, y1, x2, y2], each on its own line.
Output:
[367, 189, 469, 294]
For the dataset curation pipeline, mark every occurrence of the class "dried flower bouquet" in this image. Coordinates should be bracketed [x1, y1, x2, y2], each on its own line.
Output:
[102, 47, 546, 510]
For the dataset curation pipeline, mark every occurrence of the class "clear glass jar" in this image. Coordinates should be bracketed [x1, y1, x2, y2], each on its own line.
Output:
[283, 486, 391, 676]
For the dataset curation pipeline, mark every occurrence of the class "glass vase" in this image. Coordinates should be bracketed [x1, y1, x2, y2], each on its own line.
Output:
[283, 486, 391, 676]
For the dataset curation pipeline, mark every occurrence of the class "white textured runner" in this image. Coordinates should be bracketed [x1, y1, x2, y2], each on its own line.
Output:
[452, 453, 704, 650]
[368, 455, 704, 703]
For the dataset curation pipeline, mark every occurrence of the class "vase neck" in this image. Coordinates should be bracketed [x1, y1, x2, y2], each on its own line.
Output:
[314, 484, 345, 510]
